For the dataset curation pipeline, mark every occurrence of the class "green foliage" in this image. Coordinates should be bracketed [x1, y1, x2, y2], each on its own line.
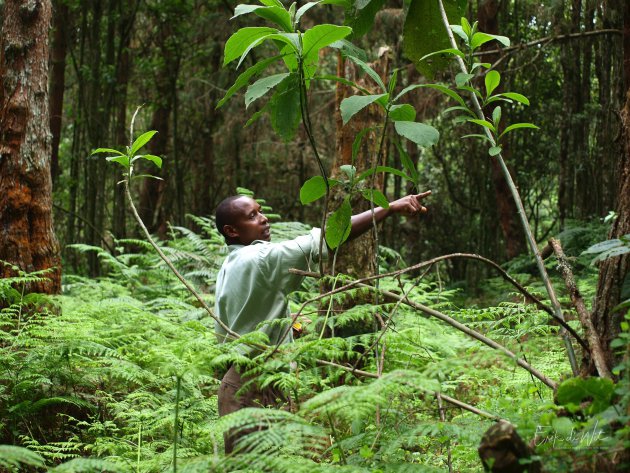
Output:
[403, 0, 467, 78]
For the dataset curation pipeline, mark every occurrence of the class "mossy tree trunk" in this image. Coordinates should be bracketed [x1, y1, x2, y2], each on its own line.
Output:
[0, 0, 61, 293]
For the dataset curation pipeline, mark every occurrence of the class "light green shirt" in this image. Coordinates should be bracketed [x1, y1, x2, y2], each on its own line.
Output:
[214, 228, 327, 349]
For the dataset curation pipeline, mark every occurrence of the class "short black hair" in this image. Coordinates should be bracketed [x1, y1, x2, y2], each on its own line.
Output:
[215, 195, 244, 240]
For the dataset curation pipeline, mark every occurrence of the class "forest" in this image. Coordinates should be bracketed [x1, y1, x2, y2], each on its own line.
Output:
[0, 0, 629, 471]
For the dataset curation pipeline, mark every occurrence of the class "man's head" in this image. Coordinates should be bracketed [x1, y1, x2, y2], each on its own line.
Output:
[215, 195, 271, 245]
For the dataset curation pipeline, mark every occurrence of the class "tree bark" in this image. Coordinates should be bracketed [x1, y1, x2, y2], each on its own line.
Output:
[329, 50, 389, 279]
[0, 0, 61, 293]
[48, 0, 68, 184]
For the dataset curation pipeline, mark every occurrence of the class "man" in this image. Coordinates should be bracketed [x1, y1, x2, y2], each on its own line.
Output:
[214, 191, 430, 452]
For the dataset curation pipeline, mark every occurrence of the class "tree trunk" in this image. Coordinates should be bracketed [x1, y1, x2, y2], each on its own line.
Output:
[329, 51, 390, 279]
[0, 0, 61, 293]
[590, 4, 630, 372]
[49, 0, 68, 185]
[138, 20, 177, 236]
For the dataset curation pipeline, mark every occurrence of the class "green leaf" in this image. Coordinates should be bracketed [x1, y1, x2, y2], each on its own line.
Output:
[455, 73, 474, 87]
[269, 73, 301, 142]
[237, 32, 299, 69]
[217, 55, 282, 109]
[395, 83, 466, 107]
[450, 24, 468, 43]
[245, 73, 290, 108]
[224, 27, 278, 66]
[388, 104, 416, 122]
[140, 154, 163, 169]
[499, 92, 530, 106]
[462, 133, 490, 141]
[394, 121, 440, 147]
[329, 39, 368, 61]
[359, 165, 411, 182]
[470, 32, 510, 50]
[345, 54, 386, 91]
[130, 130, 157, 156]
[499, 122, 539, 138]
[468, 118, 496, 132]
[419, 48, 465, 62]
[260, 0, 283, 6]
[340, 93, 387, 125]
[325, 198, 352, 249]
[302, 24, 352, 63]
[345, 0, 385, 38]
[489, 146, 502, 156]
[556, 377, 615, 415]
[232, 5, 294, 33]
[403, 0, 467, 78]
[245, 104, 269, 127]
[471, 61, 491, 71]
[395, 141, 418, 183]
[340, 164, 356, 181]
[300, 175, 328, 204]
[460, 17, 472, 37]
[362, 188, 390, 208]
[295, 1, 320, 26]
[492, 106, 501, 126]
[92, 147, 124, 156]
[485, 70, 500, 97]
[106, 155, 131, 168]
[443, 105, 474, 115]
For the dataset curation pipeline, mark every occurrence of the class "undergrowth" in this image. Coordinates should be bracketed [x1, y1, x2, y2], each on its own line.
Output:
[0, 218, 626, 472]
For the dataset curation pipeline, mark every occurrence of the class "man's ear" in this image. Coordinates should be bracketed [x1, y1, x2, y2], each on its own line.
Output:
[223, 224, 239, 239]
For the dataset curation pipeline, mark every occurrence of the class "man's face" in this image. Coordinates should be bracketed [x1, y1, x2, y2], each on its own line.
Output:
[224, 196, 270, 245]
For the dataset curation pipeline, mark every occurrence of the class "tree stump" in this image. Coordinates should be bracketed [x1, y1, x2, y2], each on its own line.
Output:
[478, 421, 541, 473]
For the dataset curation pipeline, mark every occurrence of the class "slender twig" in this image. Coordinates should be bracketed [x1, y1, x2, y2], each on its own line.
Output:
[476, 28, 622, 57]
[124, 108, 239, 340]
[436, 0, 578, 375]
[549, 238, 612, 379]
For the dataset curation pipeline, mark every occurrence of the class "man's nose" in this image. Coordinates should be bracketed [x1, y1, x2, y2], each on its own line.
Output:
[260, 213, 268, 224]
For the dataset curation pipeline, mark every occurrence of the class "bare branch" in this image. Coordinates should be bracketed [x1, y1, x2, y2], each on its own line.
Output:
[549, 238, 613, 379]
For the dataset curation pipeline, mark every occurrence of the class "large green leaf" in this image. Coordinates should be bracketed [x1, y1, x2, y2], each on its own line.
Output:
[394, 121, 439, 147]
[340, 93, 387, 125]
[300, 175, 328, 204]
[361, 188, 389, 208]
[302, 24, 353, 64]
[485, 70, 501, 97]
[470, 32, 510, 50]
[232, 5, 294, 33]
[269, 74, 301, 142]
[217, 55, 282, 109]
[236, 32, 299, 69]
[295, 2, 321, 27]
[403, 0, 467, 78]
[245, 73, 290, 108]
[224, 27, 277, 66]
[345, 0, 385, 38]
[325, 198, 352, 249]
[388, 104, 416, 122]
[556, 377, 615, 415]
[130, 130, 157, 156]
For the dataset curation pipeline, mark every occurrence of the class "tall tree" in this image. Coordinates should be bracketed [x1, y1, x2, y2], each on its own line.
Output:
[0, 0, 61, 293]
[590, 0, 630, 372]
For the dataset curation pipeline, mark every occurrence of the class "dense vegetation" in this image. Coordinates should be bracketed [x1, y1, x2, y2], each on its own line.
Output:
[0, 0, 629, 472]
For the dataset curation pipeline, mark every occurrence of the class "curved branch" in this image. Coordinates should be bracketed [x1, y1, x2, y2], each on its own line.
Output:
[289, 252, 588, 351]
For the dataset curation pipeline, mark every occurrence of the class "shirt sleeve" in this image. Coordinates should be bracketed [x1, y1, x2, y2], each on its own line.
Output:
[257, 228, 327, 294]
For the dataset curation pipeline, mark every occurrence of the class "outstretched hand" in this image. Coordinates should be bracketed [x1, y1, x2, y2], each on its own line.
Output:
[389, 191, 431, 217]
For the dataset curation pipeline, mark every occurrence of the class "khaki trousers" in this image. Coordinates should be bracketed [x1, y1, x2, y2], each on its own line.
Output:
[218, 365, 286, 453]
